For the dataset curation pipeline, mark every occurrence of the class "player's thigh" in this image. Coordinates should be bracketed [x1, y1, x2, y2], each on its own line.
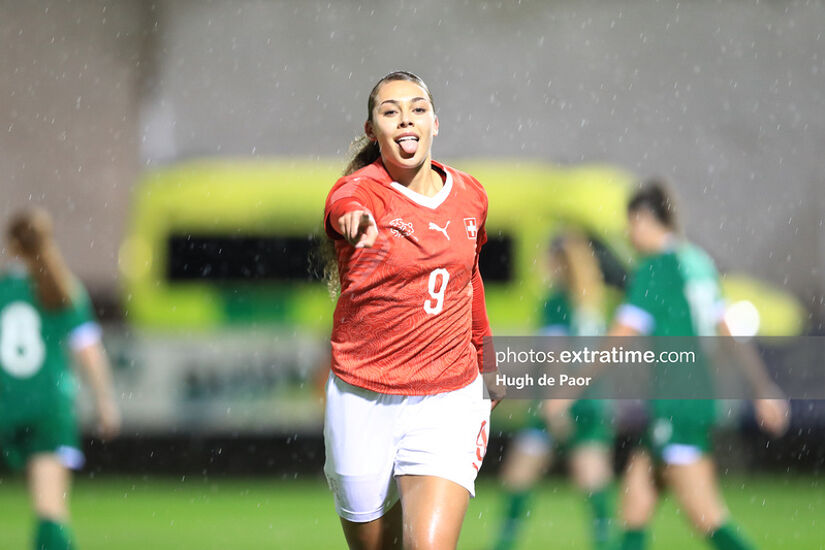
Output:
[500, 428, 553, 490]
[569, 443, 613, 491]
[397, 475, 469, 550]
[393, 377, 488, 549]
[27, 453, 71, 520]
[664, 456, 728, 534]
[619, 449, 658, 527]
[340, 500, 403, 550]
[567, 400, 614, 490]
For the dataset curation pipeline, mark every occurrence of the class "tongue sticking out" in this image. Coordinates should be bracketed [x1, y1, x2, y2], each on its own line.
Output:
[399, 139, 418, 155]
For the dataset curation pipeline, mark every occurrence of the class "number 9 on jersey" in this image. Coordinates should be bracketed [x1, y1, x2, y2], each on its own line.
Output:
[424, 268, 450, 315]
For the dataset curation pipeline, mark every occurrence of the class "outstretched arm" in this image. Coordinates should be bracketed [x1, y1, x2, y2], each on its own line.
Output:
[324, 180, 379, 249]
[716, 319, 789, 437]
[333, 210, 379, 249]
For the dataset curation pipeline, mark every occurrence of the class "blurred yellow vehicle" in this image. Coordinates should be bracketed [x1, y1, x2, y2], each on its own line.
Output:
[119, 158, 804, 337]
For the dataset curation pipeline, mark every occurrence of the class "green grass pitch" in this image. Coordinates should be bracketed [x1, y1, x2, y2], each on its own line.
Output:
[0, 475, 821, 549]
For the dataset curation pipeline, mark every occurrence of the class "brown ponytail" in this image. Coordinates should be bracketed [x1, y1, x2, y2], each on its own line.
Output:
[7, 208, 75, 309]
[343, 136, 381, 177]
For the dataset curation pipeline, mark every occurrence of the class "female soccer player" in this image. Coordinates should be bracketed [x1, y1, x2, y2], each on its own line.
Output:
[0, 208, 120, 550]
[548, 181, 788, 550]
[323, 71, 497, 550]
[493, 232, 615, 550]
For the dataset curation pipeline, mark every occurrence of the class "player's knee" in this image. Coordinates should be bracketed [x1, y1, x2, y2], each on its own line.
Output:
[403, 524, 458, 550]
[33, 502, 69, 523]
[502, 463, 546, 490]
[621, 506, 654, 529]
[620, 490, 656, 527]
[31, 488, 69, 521]
[572, 460, 612, 491]
[404, 537, 453, 550]
[685, 507, 727, 535]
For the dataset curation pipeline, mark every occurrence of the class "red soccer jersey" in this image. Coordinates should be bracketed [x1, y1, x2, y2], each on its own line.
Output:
[324, 159, 491, 395]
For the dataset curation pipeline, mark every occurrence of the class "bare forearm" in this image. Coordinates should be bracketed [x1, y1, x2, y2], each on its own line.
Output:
[717, 321, 782, 397]
[74, 343, 116, 403]
[74, 342, 120, 438]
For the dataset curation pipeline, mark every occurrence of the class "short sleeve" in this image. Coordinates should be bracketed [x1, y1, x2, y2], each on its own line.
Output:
[59, 285, 102, 351]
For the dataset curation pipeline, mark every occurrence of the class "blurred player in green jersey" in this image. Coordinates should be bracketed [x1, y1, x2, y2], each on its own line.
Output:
[549, 181, 788, 550]
[0, 208, 120, 550]
[493, 232, 615, 550]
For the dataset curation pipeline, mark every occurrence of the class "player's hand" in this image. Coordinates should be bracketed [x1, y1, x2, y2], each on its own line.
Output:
[483, 371, 506, 410]
[96, 396, 122, 441]
[542, 399, 574, 441]
[754, 398, 790, 437]
[337, 211, 379, 248]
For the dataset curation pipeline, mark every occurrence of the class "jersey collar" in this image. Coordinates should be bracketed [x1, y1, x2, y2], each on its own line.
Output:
[381, 159, 453, 210]
[662, 233, 679, 252]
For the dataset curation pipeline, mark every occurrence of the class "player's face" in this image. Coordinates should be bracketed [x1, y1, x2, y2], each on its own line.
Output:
[627, 208, 659, 253]
[366, 79, 439, 172]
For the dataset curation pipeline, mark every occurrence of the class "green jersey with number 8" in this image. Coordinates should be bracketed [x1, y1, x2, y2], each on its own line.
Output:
[0, 267, 98, 424]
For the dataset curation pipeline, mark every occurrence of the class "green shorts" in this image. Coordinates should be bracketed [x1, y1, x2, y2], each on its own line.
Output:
[643, 400, 715, 464]
[567, 399, 614, 449]
[523, 399, 613, 452]
[0, 405, 83, 472]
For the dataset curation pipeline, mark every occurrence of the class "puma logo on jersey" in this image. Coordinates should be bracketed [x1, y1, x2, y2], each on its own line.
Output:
[463, 218, 478, 240]
[428, 220, 450, 240]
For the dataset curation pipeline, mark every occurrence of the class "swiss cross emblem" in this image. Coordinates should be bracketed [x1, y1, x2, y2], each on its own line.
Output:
[463, 217, 478, 240]
[389, 218, 415, 238]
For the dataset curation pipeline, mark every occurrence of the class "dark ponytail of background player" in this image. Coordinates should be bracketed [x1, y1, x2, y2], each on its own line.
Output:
[7, 208, 75, 309]
[319, 71, 436, 297]
[627, 178, 679, 231]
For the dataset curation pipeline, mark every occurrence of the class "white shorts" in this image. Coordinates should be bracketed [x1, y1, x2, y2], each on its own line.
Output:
[323, 373, 491, 523]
